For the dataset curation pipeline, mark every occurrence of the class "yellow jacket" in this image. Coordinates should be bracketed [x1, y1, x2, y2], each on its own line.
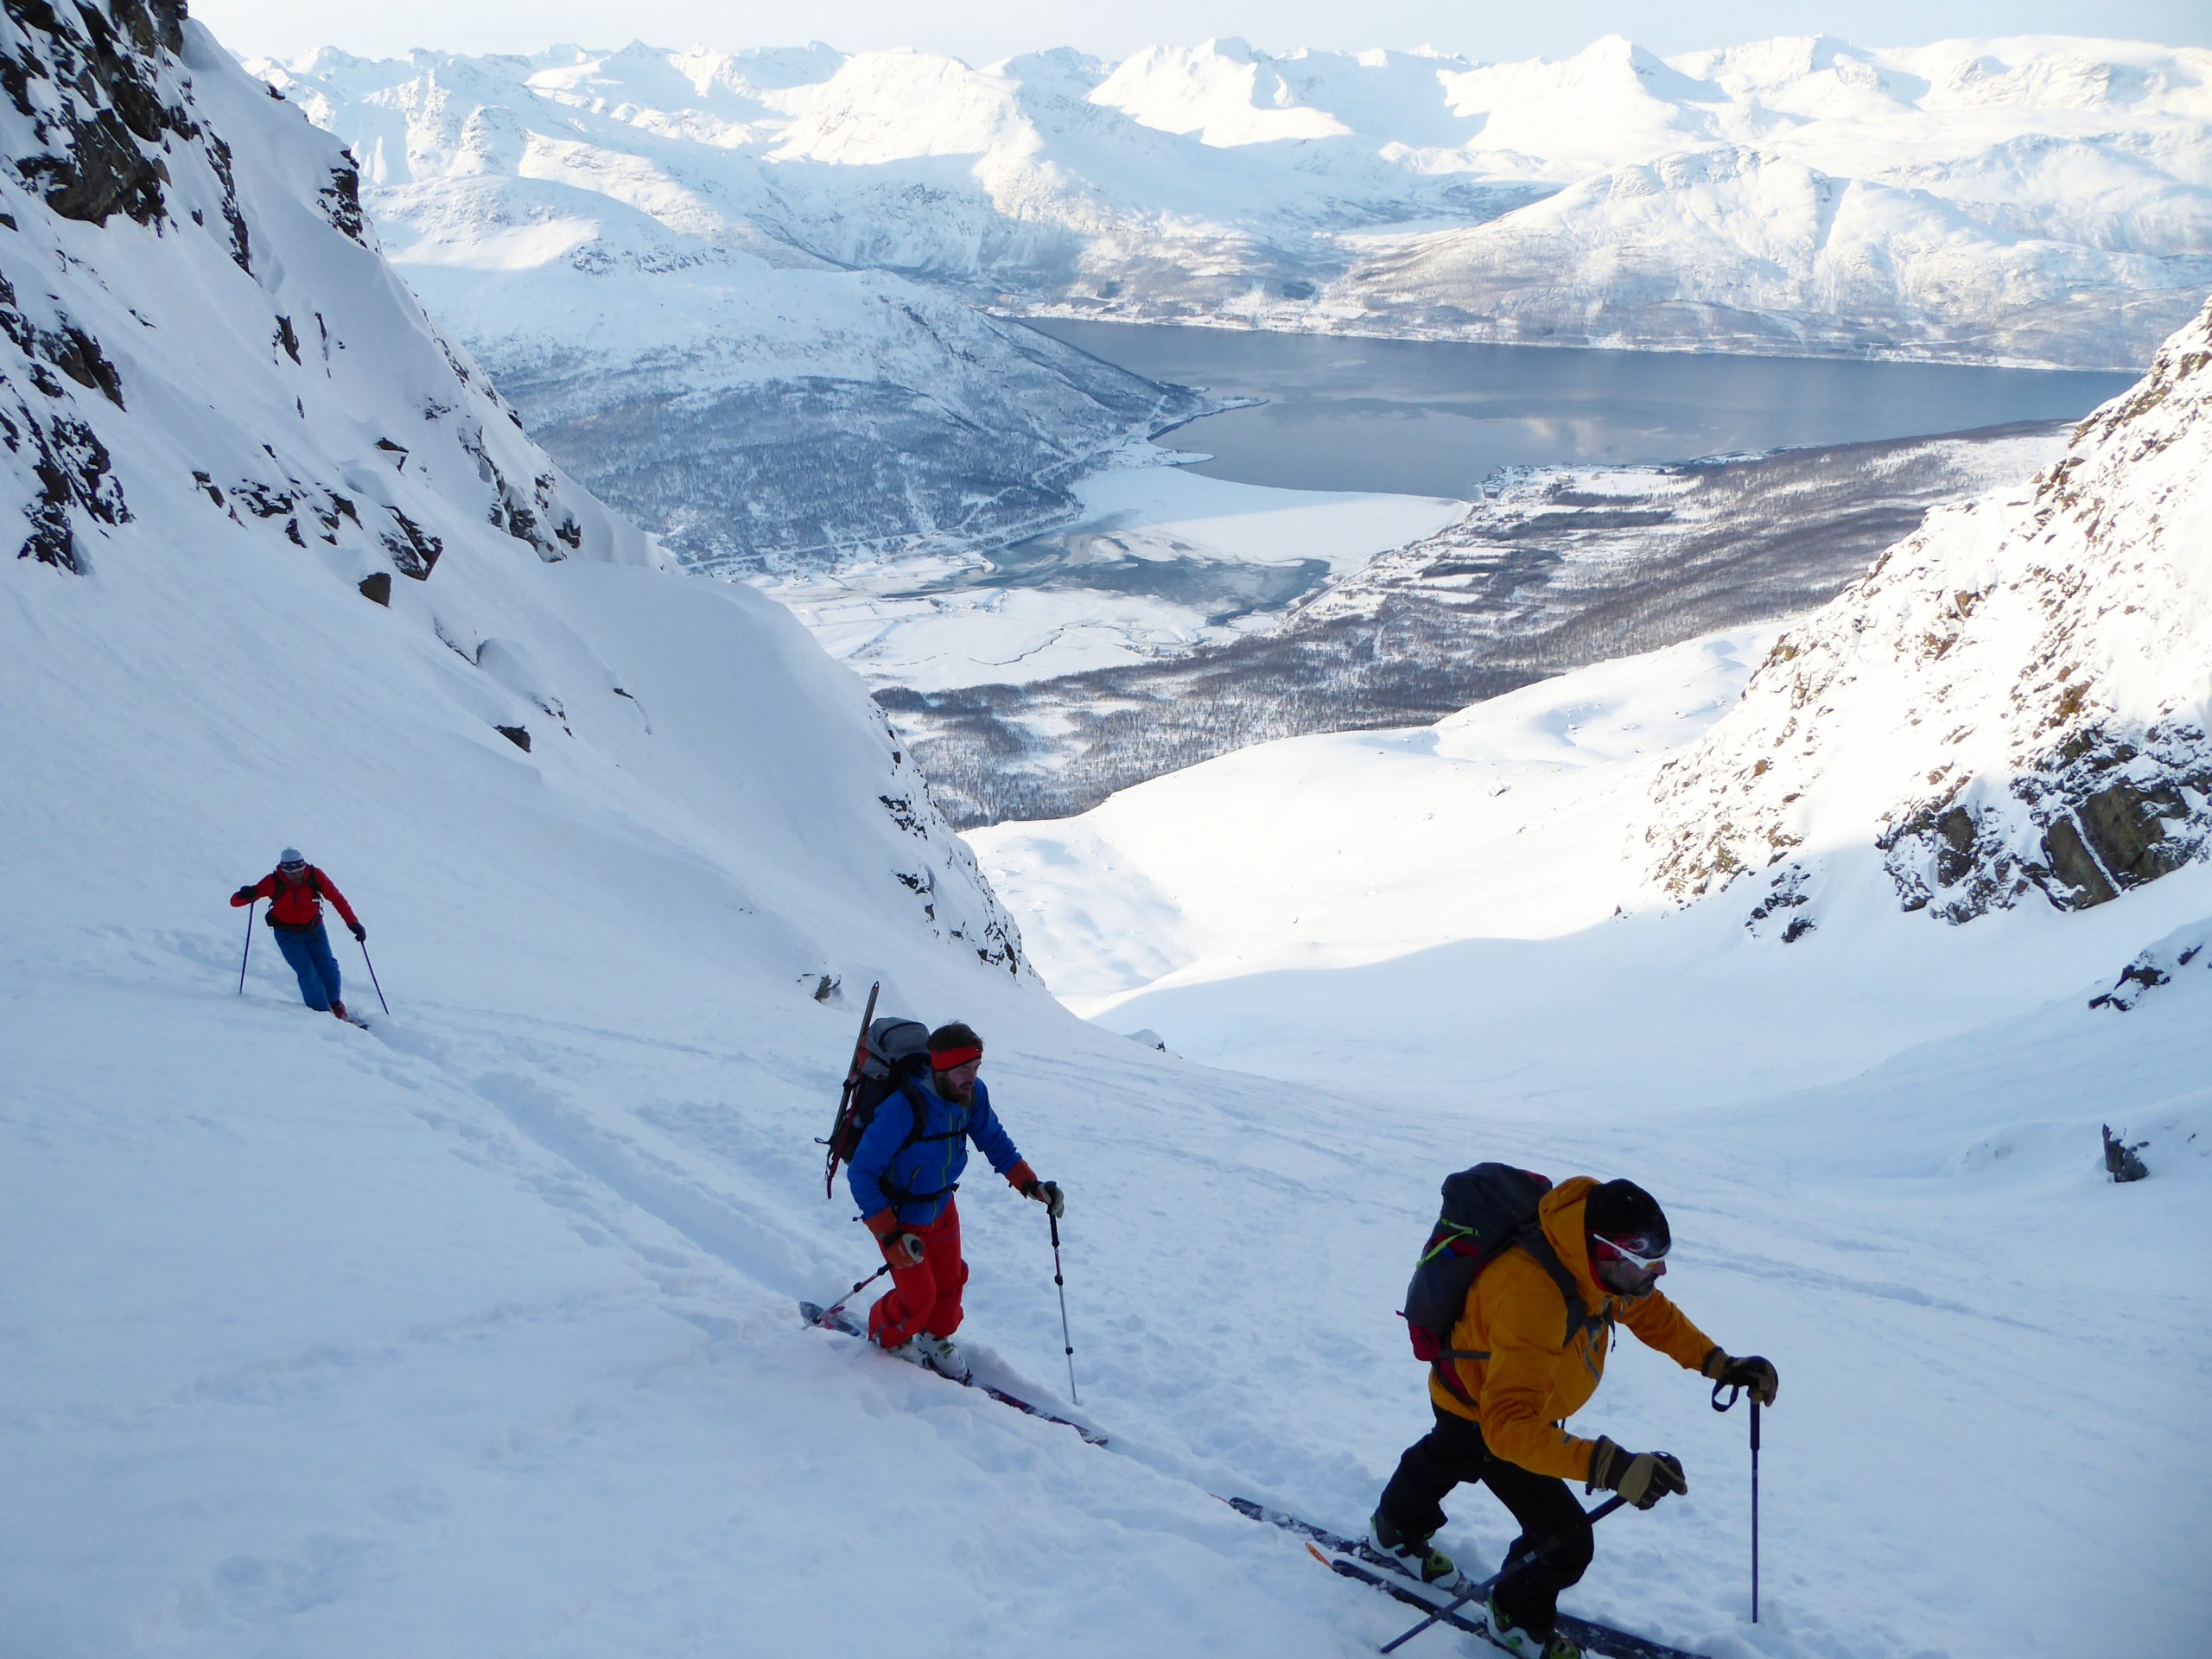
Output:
[1430, 1175, 1717, 1482]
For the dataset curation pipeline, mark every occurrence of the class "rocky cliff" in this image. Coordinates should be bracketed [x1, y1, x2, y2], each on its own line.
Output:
[1644, 294, 2212, 928]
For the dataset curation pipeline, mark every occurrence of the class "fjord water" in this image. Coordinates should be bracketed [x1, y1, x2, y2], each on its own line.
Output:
[1030, 319, 2136, 496]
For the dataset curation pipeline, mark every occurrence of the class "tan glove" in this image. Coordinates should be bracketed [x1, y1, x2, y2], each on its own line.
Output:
[1588, 1437, 1688, 1510]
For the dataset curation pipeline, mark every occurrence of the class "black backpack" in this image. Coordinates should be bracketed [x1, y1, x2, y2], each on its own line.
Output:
[1401, 1163, 1602, 1408]
[822, 1014, 932, 1196]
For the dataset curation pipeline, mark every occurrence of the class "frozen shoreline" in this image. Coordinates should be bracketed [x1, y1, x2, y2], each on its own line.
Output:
[759, 461, 1468, 693]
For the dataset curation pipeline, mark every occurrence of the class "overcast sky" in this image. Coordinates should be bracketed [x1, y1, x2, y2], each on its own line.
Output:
[194, 0, 2210, 68]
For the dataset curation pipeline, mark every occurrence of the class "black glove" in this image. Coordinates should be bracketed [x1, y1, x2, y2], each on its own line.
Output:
[1588, 1436, 1688, 1510]
[880, 1230, 925, 1268]
[1022, 1179, 1065, 1220]
[1703, 1349, 1779, 1406]
[350, 921, 367, 942]
[233, 886, 257, 904]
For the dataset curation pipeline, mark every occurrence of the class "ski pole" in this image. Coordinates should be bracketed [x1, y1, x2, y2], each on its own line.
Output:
[1049, 1208, 1077, 1406]
[1713, 1378, 1760, 1622]
[809, 1262, 893, 1327]
[1751, 1397, 1762, 1624]
[1380, 1496, 1626, 1653]
[359, 937, 390, 1014]
[237, 901, 254, 994]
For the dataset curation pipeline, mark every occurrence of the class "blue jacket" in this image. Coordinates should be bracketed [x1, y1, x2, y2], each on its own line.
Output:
[847, 1076, 1023, 1226]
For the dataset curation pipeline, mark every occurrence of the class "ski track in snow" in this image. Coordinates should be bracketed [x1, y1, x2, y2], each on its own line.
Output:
[10, 772, 2211, 1659]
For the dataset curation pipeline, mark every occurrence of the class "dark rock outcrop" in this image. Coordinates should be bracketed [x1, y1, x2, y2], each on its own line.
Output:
[2, 0, 192, 230]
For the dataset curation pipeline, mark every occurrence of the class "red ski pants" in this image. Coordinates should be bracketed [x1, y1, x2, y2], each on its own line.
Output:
[868, 1198, 969, 1348]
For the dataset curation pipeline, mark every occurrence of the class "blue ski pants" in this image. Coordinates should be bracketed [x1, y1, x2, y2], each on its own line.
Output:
[273, 922, 343, 1011]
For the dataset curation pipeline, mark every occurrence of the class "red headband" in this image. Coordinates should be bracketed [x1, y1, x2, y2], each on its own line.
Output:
[930, 1044, 983, 1070]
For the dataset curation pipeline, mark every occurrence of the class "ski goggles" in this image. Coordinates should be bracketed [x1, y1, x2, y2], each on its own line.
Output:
[1590, 1232, 1669, 1275]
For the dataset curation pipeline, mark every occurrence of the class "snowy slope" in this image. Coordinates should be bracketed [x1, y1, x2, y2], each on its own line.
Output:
[0, 0, 1021, 980]
[969, 633, 2212, 1659]
[8, 12, 2211, 1659]
[255, 34, 2212, 374]
[1644, 296, 2212, 927]
[963, 308, 2212, 1651]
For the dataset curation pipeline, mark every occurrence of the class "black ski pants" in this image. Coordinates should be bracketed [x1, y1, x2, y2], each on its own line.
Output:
[1377, 1403, 1594, 1635]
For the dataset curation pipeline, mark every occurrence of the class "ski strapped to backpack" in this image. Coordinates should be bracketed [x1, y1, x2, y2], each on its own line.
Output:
[819, 984, 936, 1200]
[1401, 1163, 1605, 1408]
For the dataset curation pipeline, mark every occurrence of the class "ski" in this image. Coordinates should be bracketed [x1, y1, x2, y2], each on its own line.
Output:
[1223, 1496, 1709, 1659]
[798, 1300, 1108, 1446]
[1303, 1541, 1503, 1643]
[1219, 1495, 1436, 1581]
[821, 981, 880, 1198]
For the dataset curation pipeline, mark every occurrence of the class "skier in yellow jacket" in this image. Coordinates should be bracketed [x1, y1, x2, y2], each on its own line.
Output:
[1370, 1176, 1779, 1659]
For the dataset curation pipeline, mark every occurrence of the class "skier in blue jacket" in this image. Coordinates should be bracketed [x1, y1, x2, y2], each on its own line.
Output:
[847, 1021, 1063, 1381]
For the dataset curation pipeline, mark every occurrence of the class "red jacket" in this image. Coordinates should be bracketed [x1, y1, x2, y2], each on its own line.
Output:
[233, 867, 360, 931]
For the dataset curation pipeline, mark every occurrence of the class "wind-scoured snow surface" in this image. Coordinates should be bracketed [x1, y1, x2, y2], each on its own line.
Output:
[7, 10, 2211, 1659]
[257, 33, 2212, 380]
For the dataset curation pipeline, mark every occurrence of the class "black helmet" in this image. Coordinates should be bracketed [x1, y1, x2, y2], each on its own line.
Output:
[1585, 1179, 1670, 1299]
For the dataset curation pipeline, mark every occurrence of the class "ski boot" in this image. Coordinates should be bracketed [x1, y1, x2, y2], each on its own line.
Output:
[1368, 1510, 1470, 1593]
[909, 1332, 970, 1382]
[1484, 1595, 1580, 1659]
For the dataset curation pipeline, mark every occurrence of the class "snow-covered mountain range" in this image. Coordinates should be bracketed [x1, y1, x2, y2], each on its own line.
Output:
[239, 40, 1229, 573]
[260, 32, 2212, 387]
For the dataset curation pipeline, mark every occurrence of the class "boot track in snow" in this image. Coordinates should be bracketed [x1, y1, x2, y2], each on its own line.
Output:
[798, 1300, 1108, 1446]
[1222, 1497, 1707, 1659]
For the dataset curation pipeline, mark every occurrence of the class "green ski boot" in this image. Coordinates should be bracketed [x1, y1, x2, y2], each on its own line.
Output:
[1367, 1510, 1471, 1594]
[1483, 1594, 1581, 1659]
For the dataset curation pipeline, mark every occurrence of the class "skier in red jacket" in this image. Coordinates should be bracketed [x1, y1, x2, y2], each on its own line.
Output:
[232, 849, 365, 1020]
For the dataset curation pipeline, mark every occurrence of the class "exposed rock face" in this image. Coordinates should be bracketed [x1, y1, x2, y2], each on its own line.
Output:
[0, 0, 632, 578]
[2, 0, 189, 228]
[1644, 295, 2212, 924]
